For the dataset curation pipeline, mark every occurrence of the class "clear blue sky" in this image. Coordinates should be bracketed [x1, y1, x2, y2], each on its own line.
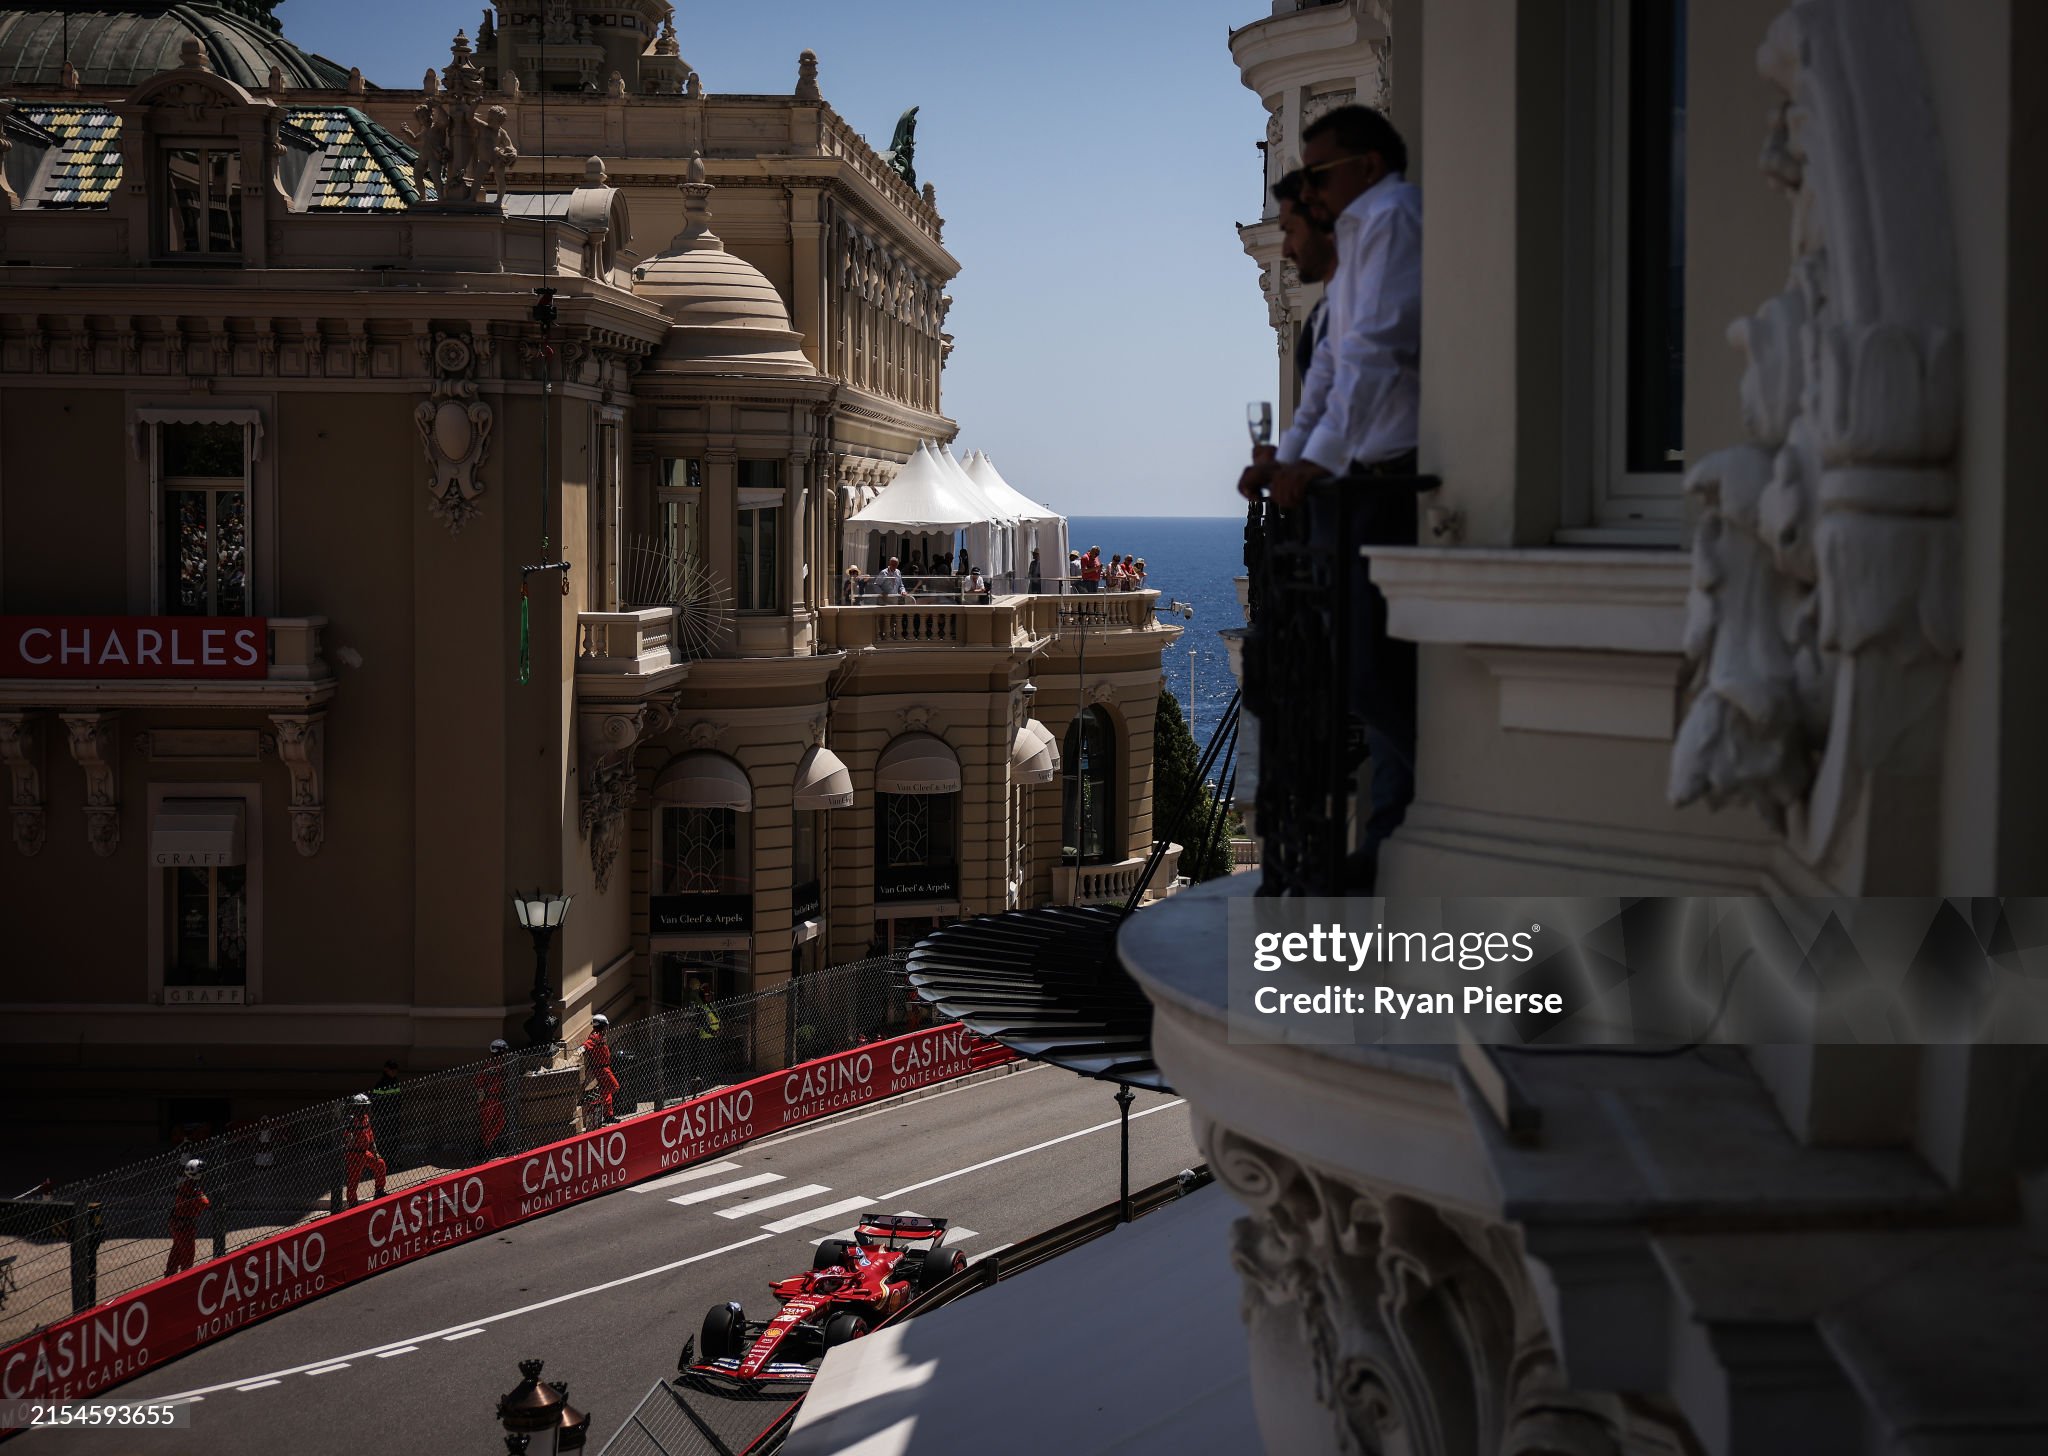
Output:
[279, 0, 1273, 518]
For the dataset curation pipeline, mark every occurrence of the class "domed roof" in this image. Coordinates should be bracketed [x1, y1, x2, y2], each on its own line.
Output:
[632, 153, 815, 377]
[0, 3, 356, 92]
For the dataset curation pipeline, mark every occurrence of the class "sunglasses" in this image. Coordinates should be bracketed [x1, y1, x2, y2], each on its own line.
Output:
[1298, 153, 1367, 190]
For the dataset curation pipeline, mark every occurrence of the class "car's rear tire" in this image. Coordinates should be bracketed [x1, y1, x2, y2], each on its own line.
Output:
[822, 1311, 868, 1347]
[701, 1301, 745, 1361]
[918, 1245, 967, 1292]
[813, 1239, 854, 1271]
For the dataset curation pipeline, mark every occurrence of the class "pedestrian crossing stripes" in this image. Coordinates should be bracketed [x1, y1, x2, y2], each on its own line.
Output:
[634, 1158, 980, 1249]
[668, 1171, 783, 1206]
[715, 1183, 832, 1218]
[630, 1160, 745, 1194]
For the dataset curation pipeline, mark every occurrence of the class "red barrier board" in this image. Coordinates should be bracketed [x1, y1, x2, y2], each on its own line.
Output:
[0, 1023, 1006, 1408]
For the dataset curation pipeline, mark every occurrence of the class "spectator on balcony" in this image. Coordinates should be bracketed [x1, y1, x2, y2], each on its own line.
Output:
[877, 557, 906, 599]
[843, 565, 867, 604]
[965, 565, 989, 601]
[1080, 547, 1104, 593]
[1133, 558, 1148, 588]
[1028, 549, 1043, 594]
[1067, 550, 1082, 591]
[1240, 106, 1421, 892]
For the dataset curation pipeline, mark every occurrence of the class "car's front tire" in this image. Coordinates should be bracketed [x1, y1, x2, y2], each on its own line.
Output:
[701, 1301, 746, 1361]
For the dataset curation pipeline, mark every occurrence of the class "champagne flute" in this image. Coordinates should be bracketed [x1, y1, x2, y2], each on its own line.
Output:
[1247, 401, 1273, 449]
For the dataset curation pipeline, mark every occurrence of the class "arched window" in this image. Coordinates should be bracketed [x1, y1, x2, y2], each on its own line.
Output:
[651, 753, 753, 932]
[1062, 707, 1115, 865]
[874, 733, 962, 904]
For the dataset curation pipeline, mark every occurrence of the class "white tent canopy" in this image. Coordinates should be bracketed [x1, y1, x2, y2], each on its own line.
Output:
[965, 451, 1069, 588]
[843, 443, 985, 581]
[838, 440, 1071, 595]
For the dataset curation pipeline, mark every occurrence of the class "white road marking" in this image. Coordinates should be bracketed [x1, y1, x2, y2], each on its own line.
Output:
[142, 1234, 775, 1404]
[669, 1172, 782, 1206]
[165, 1396, 204, 1405]
[940, 1227, 979, 1247]
[236, 1380, 281, 1392]
[442, 1330, 484, 1342]
[715, 1183, 832, 1219]
[876, 1099, 1187, 1201]
[375, 1346, 418, 1358]
[630, 1160, 744, 1194]
[759, 1195, 871, 1234]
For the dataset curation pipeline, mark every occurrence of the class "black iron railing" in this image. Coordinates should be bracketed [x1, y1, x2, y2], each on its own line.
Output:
[1243, 476, 1437, 895]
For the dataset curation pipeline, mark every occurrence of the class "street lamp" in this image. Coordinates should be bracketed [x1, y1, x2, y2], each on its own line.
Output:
[498, 1358, 591, 1454]
[512, 892, 573, 1049]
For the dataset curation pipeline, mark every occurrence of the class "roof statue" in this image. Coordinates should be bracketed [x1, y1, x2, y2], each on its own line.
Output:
[883, 106, 918, 189]
[405, 32, 498, 208]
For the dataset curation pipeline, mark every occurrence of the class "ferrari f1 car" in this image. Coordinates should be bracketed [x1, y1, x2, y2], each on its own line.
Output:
[681, 1213, 969, 1383]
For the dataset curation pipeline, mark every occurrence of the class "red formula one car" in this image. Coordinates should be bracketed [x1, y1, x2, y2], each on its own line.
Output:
[682, 1213, 969, 1384]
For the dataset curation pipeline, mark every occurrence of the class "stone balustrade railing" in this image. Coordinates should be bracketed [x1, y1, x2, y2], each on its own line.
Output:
[575, 607, 676, 675]
[1050, 844, 1183, 907]
[1015, 589, 1164, 640]
[818, 603, 1023, 650]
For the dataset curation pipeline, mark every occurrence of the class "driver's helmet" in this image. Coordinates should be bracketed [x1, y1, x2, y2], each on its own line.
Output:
[591, 1014, 610, 1030]
[489, 1038, 509, 1054]
[350, 1093, 371, 1108]
[182, 1158, 204, 1179]
[810, 1270, 850, 1293]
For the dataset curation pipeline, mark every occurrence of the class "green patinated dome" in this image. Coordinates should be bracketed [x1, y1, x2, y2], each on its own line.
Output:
[0, 3, 358, 91]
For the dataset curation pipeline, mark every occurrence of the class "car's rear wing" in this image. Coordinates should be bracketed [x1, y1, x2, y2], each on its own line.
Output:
[853, 1211, 948, 1242]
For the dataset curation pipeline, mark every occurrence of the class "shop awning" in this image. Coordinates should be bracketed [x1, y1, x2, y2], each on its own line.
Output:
[152, 799, 246, 868]
[793, 744, 854, 810]
[653, 752, 753, 811]
[1011, 719, 1056, 785]
[1024, 717, 1061, 773]
[875, 733, 961, 795]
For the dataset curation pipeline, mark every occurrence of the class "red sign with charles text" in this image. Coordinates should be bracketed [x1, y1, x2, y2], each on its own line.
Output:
[0, 1024, 1005, 1409]
[0, 617, 269, 680]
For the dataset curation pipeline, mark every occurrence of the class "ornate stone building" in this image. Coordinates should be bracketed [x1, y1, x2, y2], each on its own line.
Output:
[1126, 0, 2048, 1452]
[0, 2, 1179, 1132]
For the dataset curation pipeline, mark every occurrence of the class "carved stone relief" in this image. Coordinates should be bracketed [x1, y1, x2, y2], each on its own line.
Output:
[0, 712, 46, 856]
[414, 331, 495, 532]
[1668, 0, 1961, 878]
[1301, 88, 1355, 130]
[269, 713, 325, 856]
[59, 711, 119, 857]
[1203, 1119, 1651, 1456]
[579, 757, 636, 892]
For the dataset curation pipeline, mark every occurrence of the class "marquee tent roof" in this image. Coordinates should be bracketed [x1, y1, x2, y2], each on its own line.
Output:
[964, 451, 1063, 525]
[846, 443, 986, 531]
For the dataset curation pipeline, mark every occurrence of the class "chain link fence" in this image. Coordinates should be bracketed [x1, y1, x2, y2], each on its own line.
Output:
[0, 955, 919, 1348]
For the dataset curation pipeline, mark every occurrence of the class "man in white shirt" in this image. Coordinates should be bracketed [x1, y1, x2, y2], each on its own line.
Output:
[1240, 107, 1422, 891]
[876, 557, 906, 598]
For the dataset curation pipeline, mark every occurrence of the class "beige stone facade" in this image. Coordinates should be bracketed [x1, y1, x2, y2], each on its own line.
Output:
[0, 7, 1177, 1132]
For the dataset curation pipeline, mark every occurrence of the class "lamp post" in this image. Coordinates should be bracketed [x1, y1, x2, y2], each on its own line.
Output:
[512, 892, 573, 1049]
[498, 1358, 591, 1454]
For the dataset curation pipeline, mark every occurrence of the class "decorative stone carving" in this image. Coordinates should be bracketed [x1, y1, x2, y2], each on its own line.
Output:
[682, 720, 724, 751]
[414, 331, 495, 531]
[606, 70, 626, 99]
[795, 49, 821, 102]
[269, 713, 325, 856]
[899, 705, 934, 734]
[542, 0, 574, 45]
[1669, 0, 1961, 876]
[1204, 1120, 1633, 1456]
[1372, 39, 1393, 114]
[1301, 88, 1354, 129]
[405, 32, 498, 206]
[485, 105, 518, 201]
[0, 712, 46, 857]
[59, 711, 119, 857]
[1088, 680, 1117, 707]
[579, 757, 636, 892]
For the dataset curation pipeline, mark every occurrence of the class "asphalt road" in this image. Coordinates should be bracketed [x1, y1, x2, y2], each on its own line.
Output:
[22, 1065, 1198, 1456]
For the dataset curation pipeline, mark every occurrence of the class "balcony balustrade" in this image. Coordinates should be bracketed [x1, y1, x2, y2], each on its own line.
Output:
[1050, 844, 1182, 907]
[575, 606, 678, 677]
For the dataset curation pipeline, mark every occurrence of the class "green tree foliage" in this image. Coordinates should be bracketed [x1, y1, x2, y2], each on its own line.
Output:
[1153, 691, 1238, 882]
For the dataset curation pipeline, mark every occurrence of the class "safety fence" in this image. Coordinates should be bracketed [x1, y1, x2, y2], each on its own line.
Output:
[0, 956, 931, 1350]
[0, 1015, 1009, 1413]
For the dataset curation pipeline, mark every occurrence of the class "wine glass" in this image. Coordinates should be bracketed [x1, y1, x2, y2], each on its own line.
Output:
[1247, 402, 1273, 448]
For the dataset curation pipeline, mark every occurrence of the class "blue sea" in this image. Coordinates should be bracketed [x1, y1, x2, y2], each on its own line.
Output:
[1068, 515, 1247, 753]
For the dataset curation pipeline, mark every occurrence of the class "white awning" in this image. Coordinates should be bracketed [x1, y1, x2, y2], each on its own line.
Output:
[152, 799, 246, 868]
[875, 733, 961, 795]
[794, 744, 854, 810]
[1024, 717, 1061, 773]
[1011, 720, 1056, 785]
[653, 752, 753, 811]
